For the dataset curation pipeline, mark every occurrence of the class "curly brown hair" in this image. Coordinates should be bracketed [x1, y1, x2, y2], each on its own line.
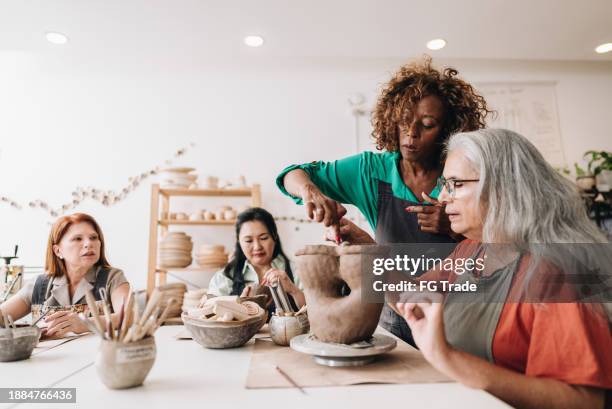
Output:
[371, 56, 492, 152]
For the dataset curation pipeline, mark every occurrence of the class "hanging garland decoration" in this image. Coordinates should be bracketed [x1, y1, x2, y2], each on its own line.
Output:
[0, 143, 195, 218]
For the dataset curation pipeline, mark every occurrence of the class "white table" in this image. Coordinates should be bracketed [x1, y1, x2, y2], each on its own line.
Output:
[0, 327, 510, 409]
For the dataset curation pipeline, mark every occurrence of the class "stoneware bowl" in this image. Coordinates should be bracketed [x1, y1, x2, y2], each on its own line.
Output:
[0, 325, 41, 362]
[182, 313, 263, 349]
[95, 336, 156, 389]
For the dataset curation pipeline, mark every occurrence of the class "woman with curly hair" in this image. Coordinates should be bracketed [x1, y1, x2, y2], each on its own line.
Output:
[275, 56, 491, 343]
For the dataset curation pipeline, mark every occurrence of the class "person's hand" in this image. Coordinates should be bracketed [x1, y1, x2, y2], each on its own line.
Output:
[396, 292, 451, 366]
[44, 310, 89, 337]
[324, 218, 375, 245]
[300, 183, 347, 239]
[405, 192, 453, 236]
[261, 269, 299, 295]
[240, 285, 255, 297]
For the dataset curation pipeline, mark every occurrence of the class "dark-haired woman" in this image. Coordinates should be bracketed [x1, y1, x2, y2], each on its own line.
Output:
[276, 56, 491, 343]
[207, 208, 305, 308]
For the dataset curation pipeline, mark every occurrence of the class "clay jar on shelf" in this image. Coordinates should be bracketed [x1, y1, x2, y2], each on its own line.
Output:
[295, 244, 387, 344]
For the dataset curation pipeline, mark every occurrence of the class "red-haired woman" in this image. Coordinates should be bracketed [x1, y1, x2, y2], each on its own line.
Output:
[0, 213, 130, 337]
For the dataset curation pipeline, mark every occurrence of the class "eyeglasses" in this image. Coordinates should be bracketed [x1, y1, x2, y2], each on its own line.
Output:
[436, 176, 480, 199]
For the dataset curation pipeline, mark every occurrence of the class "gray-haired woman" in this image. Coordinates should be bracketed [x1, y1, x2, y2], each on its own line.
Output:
[396, 129, 612, 409]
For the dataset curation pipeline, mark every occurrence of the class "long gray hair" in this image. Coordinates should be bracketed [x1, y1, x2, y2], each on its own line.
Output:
[446, 128, 606, 244]
[446, 129, 611, 312]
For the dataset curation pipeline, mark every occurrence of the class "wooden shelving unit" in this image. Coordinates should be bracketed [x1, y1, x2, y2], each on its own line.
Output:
[146, 183, 261, 295]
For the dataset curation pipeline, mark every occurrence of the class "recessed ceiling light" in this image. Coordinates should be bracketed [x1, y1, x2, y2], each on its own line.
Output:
[426, 38, 446, 51]
[244, 35, 264, 47]
[595, 43, 612, 54]
[46, 32, 68, 45]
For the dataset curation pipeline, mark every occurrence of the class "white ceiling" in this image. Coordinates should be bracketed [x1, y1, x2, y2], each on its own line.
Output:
[0, 0, 611, 62]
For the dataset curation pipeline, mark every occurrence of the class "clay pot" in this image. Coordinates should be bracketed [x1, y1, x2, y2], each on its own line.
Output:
[269, 314, 310, 346]
[0, 326, 41, 362]
[223, 209, 237, 221]
[95, 337, 156, 389]
[295, 245, 386, 344]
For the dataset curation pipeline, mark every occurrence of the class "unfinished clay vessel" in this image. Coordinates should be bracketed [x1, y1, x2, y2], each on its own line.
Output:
[295, 245, 385, 344]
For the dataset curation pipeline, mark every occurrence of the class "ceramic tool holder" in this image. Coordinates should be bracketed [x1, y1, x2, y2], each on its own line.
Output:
[269, 314, 310, 346]
[95, 336, 156, 389]
[0, 325, 41, 362]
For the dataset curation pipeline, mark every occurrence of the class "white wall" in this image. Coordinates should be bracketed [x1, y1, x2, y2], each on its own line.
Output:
[1, 53, 611, 290]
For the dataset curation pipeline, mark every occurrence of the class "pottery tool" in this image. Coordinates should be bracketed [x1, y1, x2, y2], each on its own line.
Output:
[268, 283, 284, 314]
[295, 305, 307, 316]
[155, 297, 177, 330]
[98, 288, 115, 340]
[270, 280, 293, 313]
[1, 271, 22, 302]
[139, 289, 161, 327]
[275, 366, 306, 395]
[6, 314, 16, 329]
[1, 309, 9, 329]
[116, 297, 126, 340]
[85, 290, 105, 336]
[31, 308, 51, 327]
[77, 313, 105, 338]
[119, 293, 135, 341]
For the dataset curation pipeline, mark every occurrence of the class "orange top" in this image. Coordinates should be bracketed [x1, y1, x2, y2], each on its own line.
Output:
[425, 240, 612, 389]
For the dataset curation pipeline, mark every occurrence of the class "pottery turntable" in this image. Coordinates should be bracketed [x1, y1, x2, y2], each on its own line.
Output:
[290, 333, 397, 367]
[291, 244, 397, 367]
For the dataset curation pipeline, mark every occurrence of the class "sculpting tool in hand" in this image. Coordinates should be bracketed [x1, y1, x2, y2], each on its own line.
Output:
[267, 284, 284, 314]
[273, 280, 293, 313]
[31, 308, 51, 327]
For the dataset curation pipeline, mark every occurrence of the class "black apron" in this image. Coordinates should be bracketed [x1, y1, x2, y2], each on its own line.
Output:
[30, 268, 112, 320]
[374, 181, 457, 345]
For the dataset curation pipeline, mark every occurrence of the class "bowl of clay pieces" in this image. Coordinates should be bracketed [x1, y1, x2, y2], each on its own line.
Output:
[182, 299, 265, 349]
[0, 325, 41, 362]
[183, 314, 264, 349]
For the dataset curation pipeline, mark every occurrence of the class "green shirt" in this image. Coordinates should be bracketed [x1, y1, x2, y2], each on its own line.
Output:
[276, 151, 441, 230]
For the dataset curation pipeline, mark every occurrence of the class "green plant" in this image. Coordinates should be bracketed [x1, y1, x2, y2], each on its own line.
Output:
[574, 163, 587, 177]
[584, 150, 612, 176]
